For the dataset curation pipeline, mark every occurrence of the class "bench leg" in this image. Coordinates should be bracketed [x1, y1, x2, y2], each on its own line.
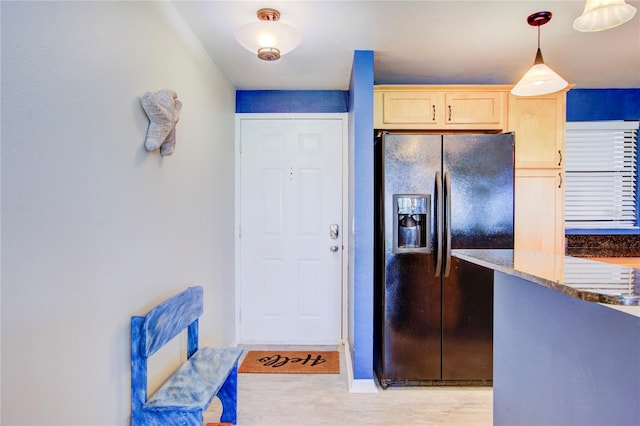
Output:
[133, 409, 201, 426]
[218, 362, 239, 425]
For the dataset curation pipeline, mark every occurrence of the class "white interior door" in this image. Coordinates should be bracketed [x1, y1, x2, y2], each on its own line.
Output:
[238, 117, 344, 344]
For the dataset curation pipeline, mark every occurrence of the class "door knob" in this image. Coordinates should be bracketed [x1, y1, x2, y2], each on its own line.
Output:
[329, 245, 339, 252]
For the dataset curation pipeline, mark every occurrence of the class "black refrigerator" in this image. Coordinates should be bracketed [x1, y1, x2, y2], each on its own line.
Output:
[374, 132, 514, 387]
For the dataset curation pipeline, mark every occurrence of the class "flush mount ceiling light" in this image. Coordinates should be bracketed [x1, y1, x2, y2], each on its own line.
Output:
[511, 11, 568, 97]
[574, 0, 637, 32]
[234, 8, 302, 61]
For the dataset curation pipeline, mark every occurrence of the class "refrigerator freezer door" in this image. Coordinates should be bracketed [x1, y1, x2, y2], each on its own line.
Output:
[441, 133, 514, 381]
[378, 133, 443, 383]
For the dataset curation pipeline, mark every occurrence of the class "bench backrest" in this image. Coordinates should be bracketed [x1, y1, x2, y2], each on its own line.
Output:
[131, 286, 204, 411]
[137, 286, 203, 358]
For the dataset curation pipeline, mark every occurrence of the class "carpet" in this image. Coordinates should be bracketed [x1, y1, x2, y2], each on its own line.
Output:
[238, 350, 339, 374]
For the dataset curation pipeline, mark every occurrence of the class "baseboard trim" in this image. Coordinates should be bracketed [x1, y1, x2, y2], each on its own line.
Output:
[343, 341, 378, 394]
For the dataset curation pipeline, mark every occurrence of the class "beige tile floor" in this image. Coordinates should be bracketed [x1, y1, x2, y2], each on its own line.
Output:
[204, 345, 492, 426]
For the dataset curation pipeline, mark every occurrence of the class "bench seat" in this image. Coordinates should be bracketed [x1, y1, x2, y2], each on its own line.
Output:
[145, 347, 243, 411]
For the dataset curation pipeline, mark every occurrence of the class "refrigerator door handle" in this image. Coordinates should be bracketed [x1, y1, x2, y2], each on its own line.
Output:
[444, 171, 452, 277]
[435, 171, 443, 277]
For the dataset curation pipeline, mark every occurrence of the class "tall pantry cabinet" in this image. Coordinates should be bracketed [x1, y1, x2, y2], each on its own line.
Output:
[373, 85, 569, 256]
[508, 91, 568, 256]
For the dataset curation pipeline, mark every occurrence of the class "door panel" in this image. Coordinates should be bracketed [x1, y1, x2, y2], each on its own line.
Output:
[514, 168, 565, 255]
[442, 257, 494, 381]
[379, 134, 442, 382]
[443, 134, 514, 249]
[442, 134, 514, 381]
[239, 118, 343, 343]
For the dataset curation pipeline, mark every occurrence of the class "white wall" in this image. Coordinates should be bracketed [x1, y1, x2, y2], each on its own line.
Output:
[1, 2, 236, 424]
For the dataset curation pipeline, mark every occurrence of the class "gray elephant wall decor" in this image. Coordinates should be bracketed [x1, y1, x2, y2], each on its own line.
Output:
[140, 89, 181, 156]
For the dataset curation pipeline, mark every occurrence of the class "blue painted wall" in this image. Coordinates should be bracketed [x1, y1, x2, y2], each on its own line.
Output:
[348, 50, 375, 380]
[236, 90, 348, 113]
[567, 88, 640, 121]
[236, 87, 640, 118]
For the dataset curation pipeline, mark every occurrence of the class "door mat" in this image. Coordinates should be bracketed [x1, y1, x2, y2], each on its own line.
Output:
[238, 350, 339, 374]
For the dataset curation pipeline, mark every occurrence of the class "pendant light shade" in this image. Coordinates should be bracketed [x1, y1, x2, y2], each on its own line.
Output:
[511, 11, 568, 97]
[234, 8, 302, 61]
[511, 49, 569, 97]
[574, 0, 637, 32]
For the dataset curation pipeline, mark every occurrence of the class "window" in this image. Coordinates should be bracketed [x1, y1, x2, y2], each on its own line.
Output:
[565, 121, 639, 230]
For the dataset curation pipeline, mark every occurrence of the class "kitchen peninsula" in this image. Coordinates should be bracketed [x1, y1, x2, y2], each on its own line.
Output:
[453, 249, 639, 426]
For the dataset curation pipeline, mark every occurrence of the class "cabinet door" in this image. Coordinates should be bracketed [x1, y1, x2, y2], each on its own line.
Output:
[513, 250, 564, 282]
[514, 168, 565, 255]
[378, 91, 443, 128]
[444, 91, 506, 129]
[508, 92, 566, 169]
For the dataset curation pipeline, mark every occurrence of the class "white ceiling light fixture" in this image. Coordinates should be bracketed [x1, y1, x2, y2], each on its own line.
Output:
[234, 8, 302, 61]
[574, 0, 637, 31]
[511, 11, 568, 97]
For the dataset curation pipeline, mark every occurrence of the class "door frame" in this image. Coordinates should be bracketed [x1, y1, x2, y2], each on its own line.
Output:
[234, 113, 349, 344]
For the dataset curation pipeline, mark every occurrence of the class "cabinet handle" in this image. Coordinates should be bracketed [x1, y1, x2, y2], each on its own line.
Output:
[558, 172, 563, 189]
[558, 150, 562, 166]
[448, 105, 452, 121]
[432, 105, 436, 121]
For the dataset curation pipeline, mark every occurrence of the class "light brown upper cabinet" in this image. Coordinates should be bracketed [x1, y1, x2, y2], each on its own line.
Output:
[374, 85, 509, 131]
[507, 92, 567, 169]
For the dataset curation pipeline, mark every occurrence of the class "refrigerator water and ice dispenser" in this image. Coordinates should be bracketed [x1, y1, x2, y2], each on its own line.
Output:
[392, 194, 430, 254]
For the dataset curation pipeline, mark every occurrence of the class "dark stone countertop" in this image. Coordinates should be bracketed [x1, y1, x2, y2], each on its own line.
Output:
[453, 249, 640, 309]
[566, 234, 640, 257]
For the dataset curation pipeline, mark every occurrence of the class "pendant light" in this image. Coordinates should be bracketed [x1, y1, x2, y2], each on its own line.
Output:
[234, 8, 302, 61]
[574, 0, 637, 32]
[511, 11, 568, 97]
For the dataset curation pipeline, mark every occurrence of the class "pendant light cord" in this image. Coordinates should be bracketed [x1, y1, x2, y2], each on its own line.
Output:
[537, 25, 541, 50]
[533, 22, 544, 65]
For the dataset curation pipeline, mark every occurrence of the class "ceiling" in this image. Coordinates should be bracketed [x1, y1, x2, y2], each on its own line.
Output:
[171, 0, 640, 90]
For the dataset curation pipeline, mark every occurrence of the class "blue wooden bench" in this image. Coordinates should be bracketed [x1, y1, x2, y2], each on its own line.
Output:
[131, 286, 243, 425]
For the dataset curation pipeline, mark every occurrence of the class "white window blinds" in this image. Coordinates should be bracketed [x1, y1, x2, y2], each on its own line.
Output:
[565, 121, 639, 229]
